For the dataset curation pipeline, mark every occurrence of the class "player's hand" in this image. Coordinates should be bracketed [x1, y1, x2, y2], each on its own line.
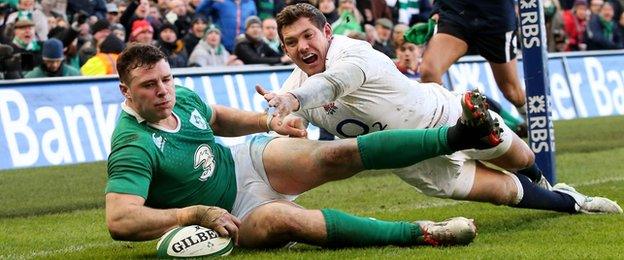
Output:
[255, 85, 300, 125]
[431, 13, 439, 22]
[272, 116, 307, 138]
[177, 205, 241, 244]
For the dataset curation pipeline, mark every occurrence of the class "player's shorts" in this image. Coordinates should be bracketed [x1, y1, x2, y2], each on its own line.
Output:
[229, 135, 297, 219]
[393, 92, 514, 198]
[436, 14, 518, 64]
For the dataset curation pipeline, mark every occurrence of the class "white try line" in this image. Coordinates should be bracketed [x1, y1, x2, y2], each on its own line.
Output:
[4, 176, 623, 259]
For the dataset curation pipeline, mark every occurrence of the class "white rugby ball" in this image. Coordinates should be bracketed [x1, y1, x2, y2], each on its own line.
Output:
[156, 225, 234, 258]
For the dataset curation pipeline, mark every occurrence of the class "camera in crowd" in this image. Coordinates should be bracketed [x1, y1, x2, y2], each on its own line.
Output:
[0, 44, 34, 79]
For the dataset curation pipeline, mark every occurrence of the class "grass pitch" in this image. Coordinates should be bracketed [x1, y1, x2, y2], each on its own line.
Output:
[1, 116, 624, 259]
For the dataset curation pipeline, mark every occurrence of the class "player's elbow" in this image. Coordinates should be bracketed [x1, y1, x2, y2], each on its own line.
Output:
[107, 220, 134, 241]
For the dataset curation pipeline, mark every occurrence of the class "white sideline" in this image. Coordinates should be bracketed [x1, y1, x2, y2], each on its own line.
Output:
[4, 176, 623, 259]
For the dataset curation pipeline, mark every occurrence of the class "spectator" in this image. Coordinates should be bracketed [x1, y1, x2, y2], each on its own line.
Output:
[111, 23, 126, 42]
[156, 23, 189, 68]
[368, 0, 393, 22]
[394, 41, 422, 80]
[317, 0, 339, 24]
[182, 17, 207, 53]
[563, 0, 590, 51]
[40, 0, 67, 19]
[67, 0, 107, 21]
[262, 17, 281, 54]
[9, 16, 43, 74]
[188, 0, 202, 15]
[388, 0, 432, 25]
[130, 19, 154, 44]
[372, 18, 395, 58]
[544, 0, 567, 52]
[331, 0, 363, 35]
[25, 38, 81, 78]
[106, 2, 120, 24]
[81, 34, 124, 76]
[78, 19, 110, 66]
[165, 0, 193, 37]
[120, 0, 156, 41]
[590, 0, 604, 14]
[196, 0, 258, 52]
[585, 2, 623, 49]
[255, 0, 285, 20]
[188, 26, 243, 66]
[618, 11, 624, 40]
[6, 0, 49, 41]
[392, 23, 409, 48]
[48, 23, 82, 71]
[148, 5, 163, 29]
[234, 15, 290, 65]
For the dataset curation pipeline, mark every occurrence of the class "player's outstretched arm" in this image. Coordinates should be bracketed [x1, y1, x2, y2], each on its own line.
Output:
[105, 193, 240, 242]
[209, 104, 306, 137]
[257, 62, 365, 123]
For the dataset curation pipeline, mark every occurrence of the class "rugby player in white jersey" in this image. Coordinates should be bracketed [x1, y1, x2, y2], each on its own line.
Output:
[257, 3, 622, 214]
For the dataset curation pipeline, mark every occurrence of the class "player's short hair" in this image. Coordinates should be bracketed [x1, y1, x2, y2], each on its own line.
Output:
[276, 3, 327, 42]
[116, 43, 167, 86]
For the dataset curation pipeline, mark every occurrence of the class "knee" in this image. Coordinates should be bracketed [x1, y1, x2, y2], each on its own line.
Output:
[239, 204, 303, 248]
[314, 141, 359, 175]
[515, 148, 535, 169]
[482, 176, 519, 206]
[418, 62, 442, 84]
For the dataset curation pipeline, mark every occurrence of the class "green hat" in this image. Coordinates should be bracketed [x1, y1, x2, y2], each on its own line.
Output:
[403, 18, 436, 45]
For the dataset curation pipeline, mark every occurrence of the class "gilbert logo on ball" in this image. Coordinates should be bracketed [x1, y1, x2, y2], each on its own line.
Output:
[156, 225, 234, 257]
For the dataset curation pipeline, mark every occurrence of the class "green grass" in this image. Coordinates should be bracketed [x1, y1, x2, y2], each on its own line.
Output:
[1, 116, 624, 259]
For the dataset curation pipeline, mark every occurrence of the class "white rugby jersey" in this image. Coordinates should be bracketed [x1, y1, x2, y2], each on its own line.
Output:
[281, 35, 459, 138]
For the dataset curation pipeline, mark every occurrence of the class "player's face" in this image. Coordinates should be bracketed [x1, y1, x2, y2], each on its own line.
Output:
[122, 59, 176, 123]
[281, 18, 332, 76]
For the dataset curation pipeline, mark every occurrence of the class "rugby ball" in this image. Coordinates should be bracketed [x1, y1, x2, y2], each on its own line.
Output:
[156, 225, 234, 258]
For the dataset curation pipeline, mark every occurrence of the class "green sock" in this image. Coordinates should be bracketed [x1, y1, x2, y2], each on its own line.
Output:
[321, 208, 422, 247]
[356, 127, 452, 169]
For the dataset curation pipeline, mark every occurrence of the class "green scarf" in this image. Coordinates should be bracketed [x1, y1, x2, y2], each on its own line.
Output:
[600, 17, 615, 41]
[12, 37, 40, 51]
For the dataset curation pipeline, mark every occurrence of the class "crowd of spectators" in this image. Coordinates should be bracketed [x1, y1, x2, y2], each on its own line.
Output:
[1, 0, 623, 79]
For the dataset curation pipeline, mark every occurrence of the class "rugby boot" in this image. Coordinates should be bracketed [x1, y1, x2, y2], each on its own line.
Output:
[553, 183, 623, 214]
[414, 217, 477, 246]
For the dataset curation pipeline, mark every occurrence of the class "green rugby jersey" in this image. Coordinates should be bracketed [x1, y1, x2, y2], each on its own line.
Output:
[106, 86, 237, 211]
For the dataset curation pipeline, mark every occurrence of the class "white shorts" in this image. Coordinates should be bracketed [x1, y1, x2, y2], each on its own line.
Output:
[393, 92, 515, 198]
[229, 135, 298, 219]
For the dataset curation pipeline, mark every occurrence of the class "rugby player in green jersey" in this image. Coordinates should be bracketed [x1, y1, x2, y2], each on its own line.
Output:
[105, 43, 504, 249]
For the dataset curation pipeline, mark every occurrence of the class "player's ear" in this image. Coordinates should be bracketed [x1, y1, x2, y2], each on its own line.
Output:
[324, 22, 332, 38]
[119, 83, 130, 99]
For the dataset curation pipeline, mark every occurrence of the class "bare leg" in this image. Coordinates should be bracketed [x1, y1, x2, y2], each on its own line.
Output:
[489, 60, 526, 108]
[262, 138, 364, 195]
[486, 134, 535, 170]
[460, 162, 519, 205]
[238, 201, 327, 248]
[420, 33, 468, 84]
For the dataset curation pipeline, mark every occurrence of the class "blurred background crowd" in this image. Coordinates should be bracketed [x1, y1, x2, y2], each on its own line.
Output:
[0, 0, 622, 79]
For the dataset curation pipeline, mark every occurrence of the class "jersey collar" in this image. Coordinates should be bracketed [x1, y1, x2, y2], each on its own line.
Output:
[121, 101, 181, 133]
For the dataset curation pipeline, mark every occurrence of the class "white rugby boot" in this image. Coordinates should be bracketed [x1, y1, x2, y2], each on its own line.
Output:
[553, 183, 623, 214]
[414, 217, 477, 246]
[536, 175, 553, 190]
